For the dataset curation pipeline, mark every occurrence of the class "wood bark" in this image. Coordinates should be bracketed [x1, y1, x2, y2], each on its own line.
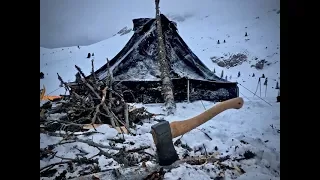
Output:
[155, 0, 176, 115]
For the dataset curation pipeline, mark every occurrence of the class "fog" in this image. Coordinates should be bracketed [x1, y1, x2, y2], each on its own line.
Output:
[40, 0, 217, 48]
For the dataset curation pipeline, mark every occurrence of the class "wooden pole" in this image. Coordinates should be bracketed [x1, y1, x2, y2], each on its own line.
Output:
[254, 78, 260, 96]
[124, 103, 129, 128]
[259, 80, 262, 97]
[265, 84, 267, 97]
[187, 78, 190, 103]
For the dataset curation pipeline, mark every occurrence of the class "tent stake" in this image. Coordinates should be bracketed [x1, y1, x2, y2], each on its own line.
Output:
[187, 78, 190, 103]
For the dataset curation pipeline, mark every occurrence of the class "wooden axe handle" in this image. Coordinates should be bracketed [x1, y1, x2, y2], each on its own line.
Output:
[170, 97, 244, 138]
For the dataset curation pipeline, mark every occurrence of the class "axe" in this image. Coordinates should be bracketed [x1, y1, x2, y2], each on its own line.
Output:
[151, 97, 244, 166]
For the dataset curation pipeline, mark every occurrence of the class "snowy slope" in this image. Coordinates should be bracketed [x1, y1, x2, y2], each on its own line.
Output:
[40, 0, 280, 179]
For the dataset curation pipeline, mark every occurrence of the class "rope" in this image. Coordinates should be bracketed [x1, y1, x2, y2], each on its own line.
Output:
[239, 91, 251, 101]
[200, 100, 207, 110]
[238, 83, 272, 106]
[46, 87, 63, 95]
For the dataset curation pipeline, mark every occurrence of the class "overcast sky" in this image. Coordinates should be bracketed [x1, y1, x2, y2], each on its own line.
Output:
[40, 0, 213, 48]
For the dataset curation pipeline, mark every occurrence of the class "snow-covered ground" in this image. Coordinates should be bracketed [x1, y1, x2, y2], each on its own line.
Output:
[40, 0, 280, 179]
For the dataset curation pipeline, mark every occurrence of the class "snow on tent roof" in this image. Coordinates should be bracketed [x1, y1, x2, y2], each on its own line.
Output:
[90, 14, 227, 82]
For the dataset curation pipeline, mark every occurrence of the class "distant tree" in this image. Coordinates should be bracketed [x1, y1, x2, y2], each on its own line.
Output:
[275, 81, 279, 89]
[229, 75, 232, 79]
[262, 74, 265, 78]
[238, 71, 241, 77]
[213, 68, 216, 73]
[40, 72, 44, 79]
[223, 40, 226, 43]
[220, 70, 224, 79]
[225, 75, 227, 80]
[245, 32, 248, 37]
[87, 53, 91, 58]
[92, 53, 95, 56]
[252, 73, 255, 77]
[77, 46, 80, 49]
[217, 40, 220, 44]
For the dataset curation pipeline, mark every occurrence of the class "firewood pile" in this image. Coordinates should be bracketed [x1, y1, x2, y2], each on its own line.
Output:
[40, 60, 157, 134]
[40, 60, 162, 179]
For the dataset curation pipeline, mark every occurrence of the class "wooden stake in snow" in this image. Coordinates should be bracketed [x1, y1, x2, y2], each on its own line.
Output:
[254, 78, 261, 96]
[155, 0, 176, 115]
[91, 59, 96, 84]
[260, 80, 262, 97]
[264, 78, 268, 97]
[124, 103, 129, 128]
[187, 78, 190, 103]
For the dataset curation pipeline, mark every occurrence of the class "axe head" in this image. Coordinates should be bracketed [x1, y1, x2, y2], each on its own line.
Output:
[151, 121, 179, 166]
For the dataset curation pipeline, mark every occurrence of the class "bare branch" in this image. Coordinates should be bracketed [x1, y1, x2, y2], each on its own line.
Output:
[92, 87, 107, 124]
[91, 59, 97, 84]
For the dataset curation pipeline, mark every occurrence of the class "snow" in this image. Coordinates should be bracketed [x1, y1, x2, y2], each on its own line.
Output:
[40, 0, 280, 179]
[40, 98, 279, 179]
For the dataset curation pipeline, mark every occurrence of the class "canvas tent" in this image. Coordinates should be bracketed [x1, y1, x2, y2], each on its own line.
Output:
[71, 14, 239, 103]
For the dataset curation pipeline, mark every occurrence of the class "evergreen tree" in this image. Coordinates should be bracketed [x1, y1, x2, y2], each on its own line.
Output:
[275, 81, 279, 89]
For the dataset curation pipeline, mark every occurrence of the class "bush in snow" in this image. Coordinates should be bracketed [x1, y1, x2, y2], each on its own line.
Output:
[251, 59, 267, 70]
[213, 68, 216, 73]
[87, 53, 91, 58]
[262, 74, 265, 78]
[252, 73, 255, 77]
[217, 40, 220, 44]
[220, 70, 224, 79]
[225, 75, 228, 80]
[224, 40, 226, 43]
[245, 32, 248, 36]
[238, 71, 241, 77]
[92, 53, 94, 56]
